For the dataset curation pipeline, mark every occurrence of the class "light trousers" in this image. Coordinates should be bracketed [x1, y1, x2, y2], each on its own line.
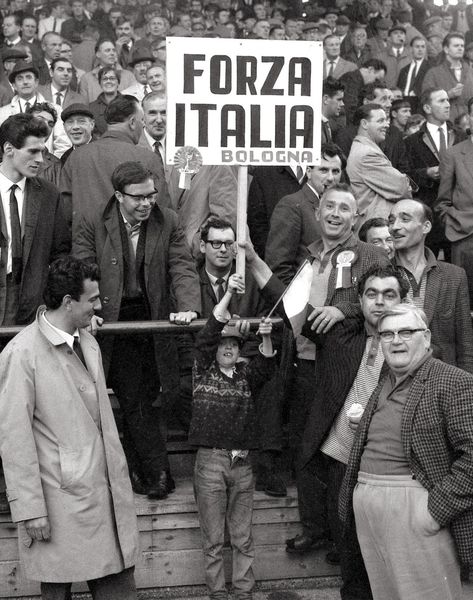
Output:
[353, 472, 462, 600]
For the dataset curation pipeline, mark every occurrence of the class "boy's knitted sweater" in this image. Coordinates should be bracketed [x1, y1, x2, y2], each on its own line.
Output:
[189, 313, 276, 449]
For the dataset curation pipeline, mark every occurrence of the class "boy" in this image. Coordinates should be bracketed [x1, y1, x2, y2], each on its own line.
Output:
[190, 272, 276, 600]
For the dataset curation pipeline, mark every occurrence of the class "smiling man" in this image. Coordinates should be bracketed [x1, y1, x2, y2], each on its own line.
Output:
[60, 103, 95, 165]
[0, 256, 139, 600]
[73, 161, 200, 500]
[0, 114, 70, 329]
[340, 303, 473, 600]
[390, 198, 473, 372]
[347, 103, 412, 226]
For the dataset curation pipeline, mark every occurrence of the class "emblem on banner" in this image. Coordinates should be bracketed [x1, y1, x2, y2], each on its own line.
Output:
[335, 250, 355, 289]
[174, 146, 203, 189]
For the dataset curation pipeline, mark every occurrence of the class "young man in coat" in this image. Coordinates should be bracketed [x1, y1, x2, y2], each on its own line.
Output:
[0, 256, 139, 599]
[73, 161, 201, 500]
[339, 303, 473, 599]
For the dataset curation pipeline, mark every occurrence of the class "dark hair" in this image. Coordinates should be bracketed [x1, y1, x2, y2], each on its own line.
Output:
[98, 65, 121, 84]
[420, 87, 445, 109]
[0, 113, 48, 150]
[200, 216, 235, 241]
[361, 58, 387, 72]
[50, 57, 72, 71]
[410, 35, 425, 46]
[60, 38, 73, 49]
[22, 15, 37, 24]
[414, 199, 433, 224]
[442, 32, 464, 49]
[323, 76, 345, 98]
[94, 37, 115, 53]
[115, 15, 132, 27]
[104, 94, 139, 124]
[358, 217, 388, 242]
[391, 98, 411, 114]
[361, 80, 387, 102]
[111, 161, 154, 193]
[44, 257, 100, 310]
[357, 264, 409, 299]
[309, 141, 346, 170]
[27, 101, 58, 125]
[353, 103, 384, 127]
[5, 13, 21, 27]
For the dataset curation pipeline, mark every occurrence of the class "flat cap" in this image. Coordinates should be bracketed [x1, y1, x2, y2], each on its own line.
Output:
[423, 15, 442, 29]
[389, 24, 406, 34]
[2, 47, 27, 62]
[302, 21, 319, 31]
[8, 60, 38, 83]
[61, 103, 94, 122]
[336, 15, 350, 25]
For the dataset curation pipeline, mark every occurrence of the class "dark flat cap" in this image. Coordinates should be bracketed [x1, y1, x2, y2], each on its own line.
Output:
[336, 15, 350, 25]
[423, 15, 442, 28]
[389, 24, 406, 34]
[8, 60, 39, 83]
[2, 48, 28, 62]
[61, 103, 94, 122]
[128, 47, 155, 66]
[302, 21, 319, 31]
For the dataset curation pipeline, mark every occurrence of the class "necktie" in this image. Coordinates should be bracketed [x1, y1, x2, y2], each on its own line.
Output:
[438, 127, 447, 154]
[143, 85, 149, 96]
[153, 141, 166, 185]
[296, 165, 304, 183]
[125, 225, 140, 297]
[9, 184, 22, 283]
[73, 336, 88, 370]
[215, 277, 225, 302]
[55, 92, 62, 106]
[53, 17, 57, 31]
[322, 120, 332, 142]
[327, 61, 335, 77]
[24, 101, 31, 111]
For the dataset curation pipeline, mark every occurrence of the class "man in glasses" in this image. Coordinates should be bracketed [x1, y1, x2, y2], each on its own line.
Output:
[389, 198, 473, 372]
[340, 302, 473, 599]
[73, 160, 201, 501]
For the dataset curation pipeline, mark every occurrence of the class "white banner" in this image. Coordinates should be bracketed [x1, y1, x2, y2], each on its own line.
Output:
[166, 37, 323, 166]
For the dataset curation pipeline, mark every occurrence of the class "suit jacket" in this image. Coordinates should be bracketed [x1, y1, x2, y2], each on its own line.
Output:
[398, 58, 430, 98]
[341, 46, 372, 68]
[393, 249, 473, 373]
[37, 58, 52, 86]
[406, 122, 459, 207]
[422, 61, 473, 121]
[450, 5, 473, 32]
[38, 85, 87, 109]
[436, 138, 473, 242]
[0, 177, 70, 324]
[78, 66, 136, 103]
[72, 197, 201, 384]
[339, 356, 473, 565]
[265, 184, 322, 285]
[338, 69, 364, 125]
[247, 166, 303, 258]
[0, 82, 14, 106]
[323, 56, 357, 80]
[347, 135, 412, 224]
[61, 129, 171, 236]
[378, 45, 412, 88]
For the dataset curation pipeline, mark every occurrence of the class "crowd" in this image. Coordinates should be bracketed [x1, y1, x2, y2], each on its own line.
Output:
[0, 0, 472, 599]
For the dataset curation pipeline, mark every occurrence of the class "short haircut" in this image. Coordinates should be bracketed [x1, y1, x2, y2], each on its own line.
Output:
[42, 31, 62, 46]
[321, 182, 356, 206]
[309, 141, 346, 170]
[104, 94, 139, 124]
[200, 216, 235, 241]
[353, 103, 384, 128]
[0, 113, 48, 149]
[60, 38, 73, 49]
[323, 76, 345, 98]
[442, 32, 464, 49]
[26, 101, 58, 125]
[420, 87, 445, 109]
[391, 98, 411, 113]
[50, 57, 72, 71]
[115, 16, 132, 28]
[142, 90, 166, 107]
[358, 217, 389, 242]
[95, 37, 115, 53]
[323, 33, 340, 45]
[357, 264, 409, 299]
[361, 80, 388, 102]
[97, 65, 121, 84]
[22, 15, 37, 24]
[112, 161, 154, 193]
[410, 35, 425, 46]
[361, 58, 387, 72]
[44, 257, 100, 310]
[5, 13, 21, 27]
[378, 303, 429, 332]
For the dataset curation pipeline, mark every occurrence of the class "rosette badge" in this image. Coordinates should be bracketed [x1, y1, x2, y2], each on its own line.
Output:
[173, 146, 203, 189]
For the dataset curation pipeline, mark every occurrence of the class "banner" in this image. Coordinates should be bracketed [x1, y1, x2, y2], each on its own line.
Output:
[166, 37, 323, 166]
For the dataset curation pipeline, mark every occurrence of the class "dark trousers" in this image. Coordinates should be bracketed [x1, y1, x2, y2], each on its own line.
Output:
[108, 299, 168, 482]
[40, 567, 136, 600]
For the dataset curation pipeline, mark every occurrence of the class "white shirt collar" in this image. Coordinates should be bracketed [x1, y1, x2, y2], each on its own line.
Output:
[0, 171, 26, 195]
[144, 128, 158, 148]
[42, 312, 79, 350]
[206, 269, 231, 285]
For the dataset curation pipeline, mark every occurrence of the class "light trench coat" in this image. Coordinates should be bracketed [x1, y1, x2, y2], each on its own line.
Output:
[0, 308, 139, 582]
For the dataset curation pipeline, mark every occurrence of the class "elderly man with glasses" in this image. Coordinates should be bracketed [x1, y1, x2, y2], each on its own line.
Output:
[340, 302, 473, 599]
[73, 160, 201, 501]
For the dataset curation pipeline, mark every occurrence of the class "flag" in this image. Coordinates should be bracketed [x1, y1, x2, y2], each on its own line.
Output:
[282, 258, 313, 337]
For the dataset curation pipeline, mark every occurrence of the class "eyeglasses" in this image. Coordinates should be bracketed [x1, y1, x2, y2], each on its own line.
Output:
[379, 328, 426, 342]
[206, 240, 234, 250]
[102, 76, 118, 82]
[122, 190, 158, 203]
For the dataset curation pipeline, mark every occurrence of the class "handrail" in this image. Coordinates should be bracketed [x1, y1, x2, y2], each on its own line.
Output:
[0, 317, 284, 339]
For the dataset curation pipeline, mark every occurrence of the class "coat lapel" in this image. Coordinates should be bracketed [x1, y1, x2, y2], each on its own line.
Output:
[400, 359, 431, 463]
[80, 330, 99, 382]
[422, 129, 438, 160]
[21, 179, 41, 269]
[143, 207, 164, 286]
[424, 266, 441, 325]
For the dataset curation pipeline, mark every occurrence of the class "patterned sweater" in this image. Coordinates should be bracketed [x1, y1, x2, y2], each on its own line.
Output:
[189, 313, 276, 449]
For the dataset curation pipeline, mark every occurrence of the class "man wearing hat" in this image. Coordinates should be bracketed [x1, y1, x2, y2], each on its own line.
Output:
[342, 25, 372, 68]
[0, 60, 45, 125]
[367, 18, 392, 55]
[379, 24, 412, 87]
[121, 48, 155, 102]
[0, 47, 28, 106]
[336, 15, 352, 55]
[302, 21, 322, 42]
[60, 103, 95, 165]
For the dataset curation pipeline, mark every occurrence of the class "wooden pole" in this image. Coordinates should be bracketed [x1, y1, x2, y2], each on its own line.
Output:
[236, 164, 248, 289]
